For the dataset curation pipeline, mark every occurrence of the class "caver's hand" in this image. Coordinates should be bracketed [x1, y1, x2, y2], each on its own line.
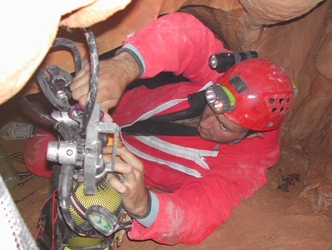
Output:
[70, 51, 139, 112]
[104, 146, 149, 217]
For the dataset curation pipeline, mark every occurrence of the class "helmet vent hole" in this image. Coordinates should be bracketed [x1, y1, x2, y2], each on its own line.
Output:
[279, 98, 284, 104]
[280, 107, 284, 112]
[272, 108, 278, 112]
[269, 98, 275, 104]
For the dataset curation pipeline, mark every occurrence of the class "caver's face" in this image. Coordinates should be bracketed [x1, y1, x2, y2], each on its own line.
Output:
[197, 105, 248, 144]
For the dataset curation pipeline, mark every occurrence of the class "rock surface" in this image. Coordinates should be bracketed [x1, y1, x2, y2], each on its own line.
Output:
[1, 0, 332, 248]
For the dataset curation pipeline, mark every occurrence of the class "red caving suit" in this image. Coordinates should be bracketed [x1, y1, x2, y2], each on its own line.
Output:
[111, 12, 280, 245]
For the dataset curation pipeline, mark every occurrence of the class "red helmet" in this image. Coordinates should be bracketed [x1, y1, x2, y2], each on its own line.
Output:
[205, 58, 296, 131]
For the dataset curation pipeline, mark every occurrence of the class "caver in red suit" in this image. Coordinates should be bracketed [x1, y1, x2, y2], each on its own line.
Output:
[110, 12, 281, 245]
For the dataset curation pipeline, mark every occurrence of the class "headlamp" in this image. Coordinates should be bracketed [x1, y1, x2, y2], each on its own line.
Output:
[205, 84, 236, 114]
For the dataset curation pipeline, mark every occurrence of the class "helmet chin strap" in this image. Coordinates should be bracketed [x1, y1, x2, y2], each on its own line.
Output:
[228, 138, 243, 145]
[227, 129, 258, 145]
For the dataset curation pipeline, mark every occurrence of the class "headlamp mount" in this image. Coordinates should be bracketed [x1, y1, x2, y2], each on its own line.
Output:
[205, 74, 248, 114]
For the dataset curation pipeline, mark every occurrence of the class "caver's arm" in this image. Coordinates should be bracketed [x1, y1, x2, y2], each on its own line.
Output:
[127, 130, 281, 245]
[117, 12, 229, 84]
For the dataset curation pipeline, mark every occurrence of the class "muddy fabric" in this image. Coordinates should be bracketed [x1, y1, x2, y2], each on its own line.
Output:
[111, 12, 281, 245]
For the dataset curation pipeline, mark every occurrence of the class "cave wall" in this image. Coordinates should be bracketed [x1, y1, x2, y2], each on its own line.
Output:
[256, 1, 332, 144]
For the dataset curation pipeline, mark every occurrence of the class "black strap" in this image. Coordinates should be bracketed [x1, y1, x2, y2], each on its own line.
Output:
[122, 91, 206, 136]
[151, 90, 206, 122]
[121, 119, 199, 136]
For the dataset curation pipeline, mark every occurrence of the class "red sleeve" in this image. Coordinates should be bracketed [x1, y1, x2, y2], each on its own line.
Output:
[128, 130, 280, 245]
[122, 12, 230, 83]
